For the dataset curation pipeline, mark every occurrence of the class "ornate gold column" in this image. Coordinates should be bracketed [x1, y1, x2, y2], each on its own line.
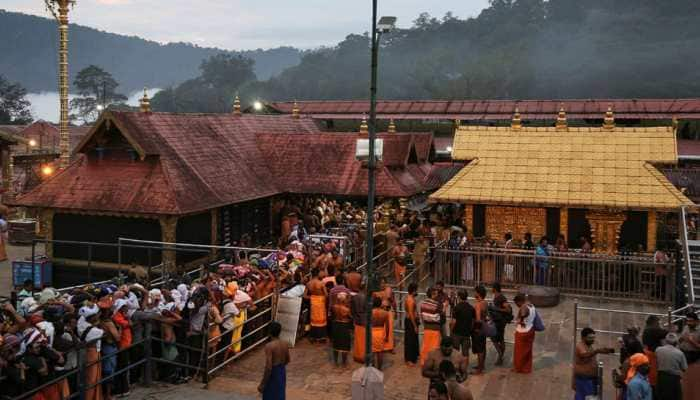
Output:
[463, 205, 474, 233]
[38, 208, 55, 257]
[159, 216, 178, 274]
[57, 1, 71, 168]
[647, 211, 657, 252]
[586, 210, 626, 254]
[559, 208, 568, 241]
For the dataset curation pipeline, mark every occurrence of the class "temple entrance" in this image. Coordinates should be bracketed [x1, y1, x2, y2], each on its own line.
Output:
[546, 207, 561, 243]
[618, 211, 648, 252]
[473, 204, 486, 237]
[567, 208, 591, 249]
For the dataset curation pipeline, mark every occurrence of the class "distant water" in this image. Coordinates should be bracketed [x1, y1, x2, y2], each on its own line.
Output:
[26, 88, 161, 123]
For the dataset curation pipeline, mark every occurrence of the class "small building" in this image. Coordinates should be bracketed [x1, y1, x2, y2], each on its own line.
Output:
[429, 109, 694, 253]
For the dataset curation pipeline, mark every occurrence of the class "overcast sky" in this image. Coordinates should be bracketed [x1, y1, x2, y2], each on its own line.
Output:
[4, 0, 490, 50]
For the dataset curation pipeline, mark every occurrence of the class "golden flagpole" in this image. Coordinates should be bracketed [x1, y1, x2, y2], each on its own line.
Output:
[45, 0, 75, 169]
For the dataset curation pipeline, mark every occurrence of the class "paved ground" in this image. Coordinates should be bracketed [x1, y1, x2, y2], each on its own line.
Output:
[201, 295, 666, 400]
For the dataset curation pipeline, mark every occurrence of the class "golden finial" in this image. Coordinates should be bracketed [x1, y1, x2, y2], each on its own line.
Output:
[388, 118, 396, 133]
[555, 105, 567, 130]
[454, 119, 461, 127]
[292, 100, 300, 119]
[603, 105, 615, 130]
[233, 95, 241, 116]
[139, 87, 151, 113]
[359, 115, 369, 136]
[672, 117, 679, 132]
[511, 107, 522, 130]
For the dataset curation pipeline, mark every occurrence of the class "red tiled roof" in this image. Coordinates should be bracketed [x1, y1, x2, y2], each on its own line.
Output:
[255, 131, 438, 198]
[677, 139, 700, 159]
[13, 155, 179, 214]
[14, 112, 447, 215]
[268, 99, 700, 120]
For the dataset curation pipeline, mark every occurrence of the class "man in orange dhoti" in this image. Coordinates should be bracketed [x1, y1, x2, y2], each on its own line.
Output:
[371, 297, 390, 369]
[304, 269, 328, 342]
[351, 285, 367, 363]
[420, 288, 443, 366]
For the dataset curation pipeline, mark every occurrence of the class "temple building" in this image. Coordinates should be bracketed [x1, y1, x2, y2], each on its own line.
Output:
[10, 95, 459, 274]
[429, 108, 694, 253]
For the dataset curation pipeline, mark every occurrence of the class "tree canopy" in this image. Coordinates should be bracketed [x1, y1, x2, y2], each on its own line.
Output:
[154, 0, 700, 113]
[0, 75, 32, 125]
[70, 65, 127, 124]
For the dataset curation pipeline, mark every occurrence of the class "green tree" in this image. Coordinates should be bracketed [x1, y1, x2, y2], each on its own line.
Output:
[0, 75, 32, 124]
[70, 65, 127, 124]
[152, 54, 256, 112]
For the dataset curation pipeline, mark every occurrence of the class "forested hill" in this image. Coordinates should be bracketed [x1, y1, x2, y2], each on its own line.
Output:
[242, 0, 700, 103]
[0, 9, 301, 93]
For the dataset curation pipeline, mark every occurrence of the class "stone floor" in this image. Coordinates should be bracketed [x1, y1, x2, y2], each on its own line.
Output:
[0, 242, 40, 298]
[201, 295, 666, 400]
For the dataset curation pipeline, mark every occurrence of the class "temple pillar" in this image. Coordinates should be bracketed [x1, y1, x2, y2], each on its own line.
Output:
[159, 215, 178, 275]
[1, 148, 10, 197]
[559, 208, 568, 242]
[464, 205, 474, 234]
[586, 210, 626, 255]
[38, 208, 55, 257]
[210, 208, 219, 257]
[647, 211, 657, 252]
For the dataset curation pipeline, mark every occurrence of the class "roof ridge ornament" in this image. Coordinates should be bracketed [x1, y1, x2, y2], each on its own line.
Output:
[555, 105, 567, 130]
[672, 117, 679, 132]
[388, 118, 396, 133]
[511, 107, 522, 130]
[292, 100, 300, 119]
[233, 95, 241, 116]
[359, 114, 369, 136]
[139, 87, 151, 113]
[603, 105, 615, 130]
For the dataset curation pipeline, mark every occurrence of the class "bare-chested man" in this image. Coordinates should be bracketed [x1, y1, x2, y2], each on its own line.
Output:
[422, 337, 468, 393]
[440, 360, 474, 400]
[304, 268, 328, 342]
[404, 282, 420, 365]
[258, 321, 290, 399]
[346, 265, 362, 293]
[472, 285, 488, 374]
[371, 296, 390, 369]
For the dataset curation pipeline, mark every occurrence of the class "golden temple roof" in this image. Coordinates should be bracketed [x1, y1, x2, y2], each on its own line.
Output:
[430, 125, 693, 210]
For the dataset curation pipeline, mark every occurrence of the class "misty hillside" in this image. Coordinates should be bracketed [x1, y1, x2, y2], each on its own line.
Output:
[237, 0, 700, 103]
[0, 9, 301, 93]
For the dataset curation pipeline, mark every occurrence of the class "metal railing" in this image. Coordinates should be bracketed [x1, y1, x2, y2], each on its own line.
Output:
[11, 327, 152, 400]
[680, 206, 696, 305]
[433, 246, 676, 303]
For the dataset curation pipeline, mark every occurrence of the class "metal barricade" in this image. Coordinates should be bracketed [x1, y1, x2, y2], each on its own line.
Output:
[434, 246, 676, 303]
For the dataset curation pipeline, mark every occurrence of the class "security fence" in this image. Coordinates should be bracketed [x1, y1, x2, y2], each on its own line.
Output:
[433, 246, 677, 303]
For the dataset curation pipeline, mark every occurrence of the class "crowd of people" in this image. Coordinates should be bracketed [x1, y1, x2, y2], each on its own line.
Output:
[573, 311, 700, 400]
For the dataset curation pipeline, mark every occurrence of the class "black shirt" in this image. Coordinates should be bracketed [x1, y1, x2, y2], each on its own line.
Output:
[452, 301, 475, 337]
[642, 327, 667, 351]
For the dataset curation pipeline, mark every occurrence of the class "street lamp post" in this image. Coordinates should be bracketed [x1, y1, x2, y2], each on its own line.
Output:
[363, 0, 396, 367]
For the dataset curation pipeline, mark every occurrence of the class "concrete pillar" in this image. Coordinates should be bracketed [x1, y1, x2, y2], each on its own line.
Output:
[586, 210, 626, 255]
[647, 211, 657, 252]
[159, 215, 178, 275]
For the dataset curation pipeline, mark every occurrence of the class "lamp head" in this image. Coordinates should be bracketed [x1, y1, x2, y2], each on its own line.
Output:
[28, 139, 38, 147]
[377, 16, 397, 33]
[253, 101, 263, 111]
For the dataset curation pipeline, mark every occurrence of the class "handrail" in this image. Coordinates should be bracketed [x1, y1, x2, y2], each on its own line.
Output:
[680, 206, 696, 305]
